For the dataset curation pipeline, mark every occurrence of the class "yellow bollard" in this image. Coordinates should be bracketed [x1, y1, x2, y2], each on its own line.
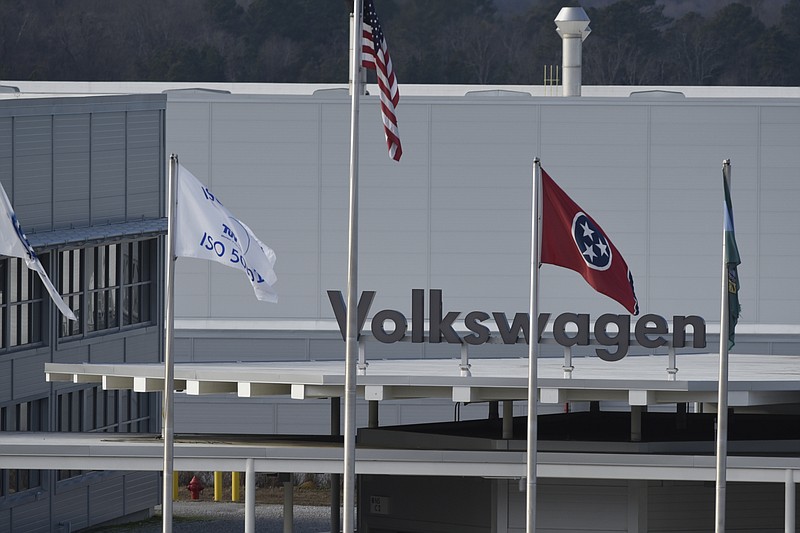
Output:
[231, 471, 241, 502]
[214, 471, 223, 501]
[173, 471, 179, 501]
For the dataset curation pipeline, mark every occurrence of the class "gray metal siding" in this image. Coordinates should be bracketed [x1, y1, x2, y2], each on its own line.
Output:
[124, 331, 160, 363]
[168, 94, 800, 330]
[123, 471, 161, 513]
[10, 497, 50, 533]
[53, 114, 91, 229]
[88, 337, 125, 364]
[52, 486, 90, 531]
[53, 343, 91, 365]
[13, 115, 53, 231]
[648, 481, 798, 532]
[361, 475, 492, 533]
[0, 94, 166, 533]
[12, 352, 49, 400]
[88, 476, 124, 526]
[126, 110, 161, 219]
[503, 478, 629, 533]
[0, 360, 11, 403]
[90, 112, 126, 224]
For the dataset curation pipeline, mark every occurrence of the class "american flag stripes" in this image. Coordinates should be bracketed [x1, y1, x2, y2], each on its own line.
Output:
[361, 0, 402, 161]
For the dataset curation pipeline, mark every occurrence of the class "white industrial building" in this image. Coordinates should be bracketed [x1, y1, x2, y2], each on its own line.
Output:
[2, 10, 800, 530]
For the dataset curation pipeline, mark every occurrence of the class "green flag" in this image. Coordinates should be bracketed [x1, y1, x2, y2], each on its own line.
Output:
[723, 172, 740, 349]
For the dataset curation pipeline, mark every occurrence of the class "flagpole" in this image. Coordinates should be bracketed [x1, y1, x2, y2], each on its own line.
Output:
[162, 154, 179, 533]
[344, 2, 363, 532]
[526, 158, 542, 533]
[715, 158, 732, 533]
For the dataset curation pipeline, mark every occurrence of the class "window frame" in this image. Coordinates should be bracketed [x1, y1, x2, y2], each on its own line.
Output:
[0, 256, 46, 354]
[59, 238, 156, 341]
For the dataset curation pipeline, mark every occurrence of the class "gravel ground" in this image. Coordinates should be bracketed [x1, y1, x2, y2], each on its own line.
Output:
[87, 502, 341, 532]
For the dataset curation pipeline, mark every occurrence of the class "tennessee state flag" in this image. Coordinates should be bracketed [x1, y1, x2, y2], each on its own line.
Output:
[540, 169, 639, 315]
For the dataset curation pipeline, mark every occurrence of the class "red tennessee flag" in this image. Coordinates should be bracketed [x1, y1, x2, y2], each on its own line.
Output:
[540, 169, 639, 315]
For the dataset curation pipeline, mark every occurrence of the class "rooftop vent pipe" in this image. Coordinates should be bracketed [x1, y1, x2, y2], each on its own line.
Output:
[555, 7, 591, 97]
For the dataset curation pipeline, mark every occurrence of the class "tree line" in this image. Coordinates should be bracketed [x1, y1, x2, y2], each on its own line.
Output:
[1, 0, 798, 87]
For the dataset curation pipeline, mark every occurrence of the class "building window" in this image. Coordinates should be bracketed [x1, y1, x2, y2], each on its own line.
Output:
[0, 398, 46, 496]
[0, 257, 45, 352]
[60, 239, 155, 339]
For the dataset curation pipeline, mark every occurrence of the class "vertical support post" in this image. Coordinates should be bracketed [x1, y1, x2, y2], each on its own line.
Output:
[283, 481, 294, 533]
[562, 345, 573, 378]
[676, 403, 687, 431]
[460, 342, 472, 377]
[503, 401, 514, 439]
[786, 470, 795, 533]
[232, 471, 241, 502]
[368, 400, 379, 429]
[631, 406, 643, 442]
[214, 471, 223, 501]
[331, 397, 341, 533]
[357, 338, 368, 375]
[245, 459, 255, 533]
[667, 344, 678, 380]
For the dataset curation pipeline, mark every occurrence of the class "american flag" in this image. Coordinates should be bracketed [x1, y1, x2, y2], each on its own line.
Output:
[361, 0, 402, 162]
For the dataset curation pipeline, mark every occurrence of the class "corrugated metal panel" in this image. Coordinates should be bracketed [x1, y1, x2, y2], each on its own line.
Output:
[277, 400, 350, 434]
[126, 110, 160, 150]
[123, 471, 161, 513]
[167, 95, 800, 330]
[0, 510, 9, 533]
[53, 343, 90, 364]
[12, 352, 49, 399]
[126, 145, 160, 219]
[361, 475, 492, 533]
[0, 360, 11, 403]
[649, 481, 796, 532]
[190, 337, 308, 362]
[124, 332, 160, 363]
[88, 476, 124, 526]
[52, 485, 90, 531]
[88, 337, 125, 364]
[13, 116, 53, 231]
[174, 396, 278, 434]
[126, 107, 161, 220]
[91, 113, 126, 224]
[10, 497, 50, 533]
[505, 479, 629, 533]
[53, 114, 92, 229]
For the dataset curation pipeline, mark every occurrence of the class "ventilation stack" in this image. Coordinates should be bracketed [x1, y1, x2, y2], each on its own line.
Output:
[555, 7, 591, 97]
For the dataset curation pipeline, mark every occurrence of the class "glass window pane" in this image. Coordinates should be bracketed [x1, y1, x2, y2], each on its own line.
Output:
[109, 244, 118, 286]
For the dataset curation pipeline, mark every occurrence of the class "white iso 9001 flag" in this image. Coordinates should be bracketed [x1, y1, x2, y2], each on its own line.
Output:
[174, 164, 278, 303]
[0, 182, 77, 320]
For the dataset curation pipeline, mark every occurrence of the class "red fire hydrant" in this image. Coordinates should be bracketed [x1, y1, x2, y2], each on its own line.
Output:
[187, 475, 204, 500]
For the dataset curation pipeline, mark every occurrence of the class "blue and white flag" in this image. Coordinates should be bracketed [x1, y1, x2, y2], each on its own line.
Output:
[0, 182, 77, 320]
[174, 164, 278, 303]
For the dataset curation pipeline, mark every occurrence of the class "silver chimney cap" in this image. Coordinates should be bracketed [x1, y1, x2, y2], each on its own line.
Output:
[555, 7, 591, 40]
